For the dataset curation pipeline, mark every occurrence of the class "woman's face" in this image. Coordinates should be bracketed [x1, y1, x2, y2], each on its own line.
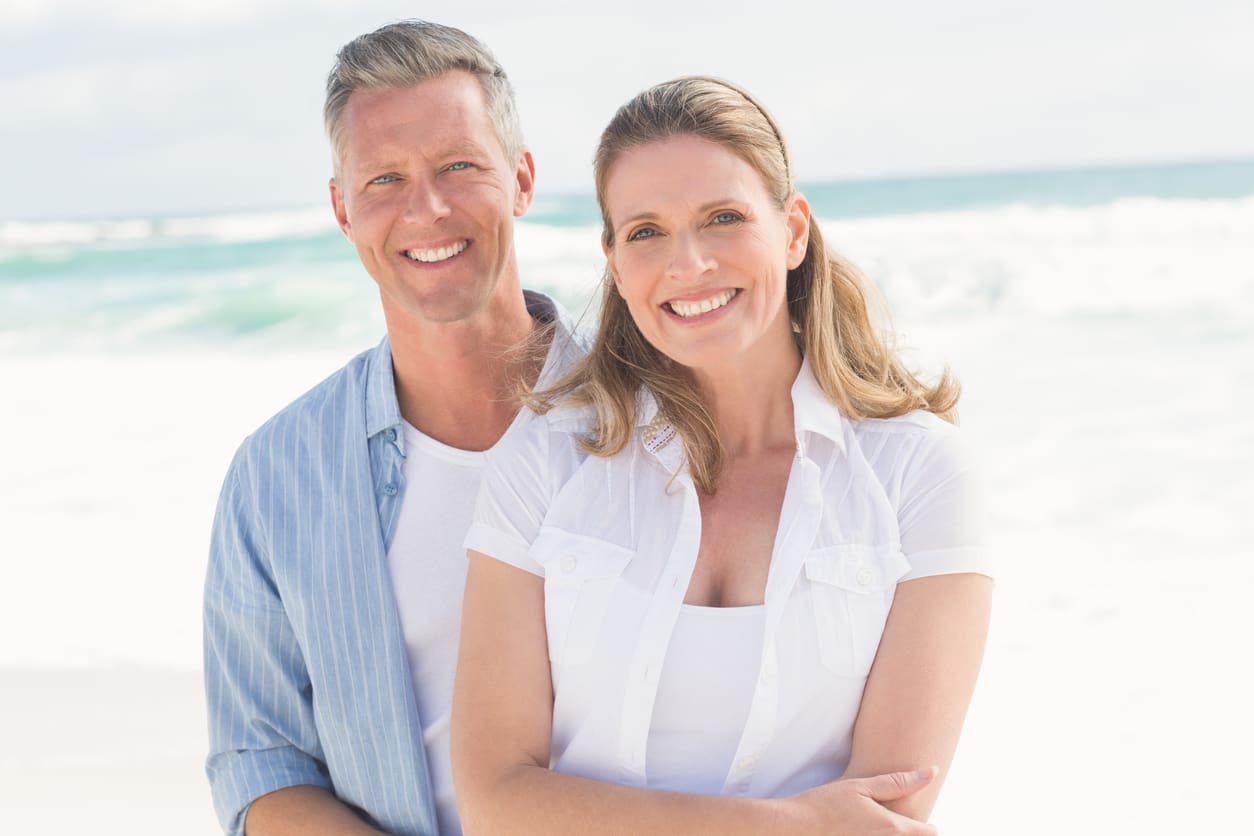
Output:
[602, 134, 809, 375]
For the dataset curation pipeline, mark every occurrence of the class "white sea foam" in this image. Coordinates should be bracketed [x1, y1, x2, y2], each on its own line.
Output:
[823, 195, 1254, 320]
[0, 218, 156, 248]
[0, 206, 335, 250]
[4, 196, 1252, 353]
[155, 206, 336, 243]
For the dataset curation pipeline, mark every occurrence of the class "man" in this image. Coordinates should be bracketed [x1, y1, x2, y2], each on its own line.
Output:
[204, 21, 580, 836]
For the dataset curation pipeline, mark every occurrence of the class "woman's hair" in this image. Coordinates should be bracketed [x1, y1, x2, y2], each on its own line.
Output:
[534, 76, 959, 493]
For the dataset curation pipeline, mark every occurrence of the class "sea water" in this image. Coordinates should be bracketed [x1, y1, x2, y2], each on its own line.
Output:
[2, 158, 1252, 832]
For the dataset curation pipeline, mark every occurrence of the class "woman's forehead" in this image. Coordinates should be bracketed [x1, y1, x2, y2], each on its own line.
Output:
[603, 136, 771, 217]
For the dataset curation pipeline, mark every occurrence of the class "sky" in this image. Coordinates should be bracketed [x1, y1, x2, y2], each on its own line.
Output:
[2, 0, 1252, 221]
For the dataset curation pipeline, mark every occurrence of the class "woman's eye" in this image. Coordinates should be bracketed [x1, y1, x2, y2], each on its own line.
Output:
[627, 227, 657, 242]
[713, 211, 742, 224]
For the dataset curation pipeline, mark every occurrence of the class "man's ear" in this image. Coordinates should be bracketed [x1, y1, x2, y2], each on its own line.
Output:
[784, 191, 810, 270]
[512, 149, 536, 217]
[329, 178, 353, 241]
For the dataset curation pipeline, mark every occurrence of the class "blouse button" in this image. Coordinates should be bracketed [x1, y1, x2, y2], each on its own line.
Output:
[855, 567, 873, 587]
[737, 755, 758, 771]
[560, 555, 578, 573]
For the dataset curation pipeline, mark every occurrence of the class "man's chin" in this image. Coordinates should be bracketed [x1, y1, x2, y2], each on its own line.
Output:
[380, 284, 495, 329]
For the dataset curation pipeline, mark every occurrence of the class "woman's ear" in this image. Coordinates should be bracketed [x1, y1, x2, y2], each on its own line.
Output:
[784, 192, 811, 270]
[602, 234, 622, 289]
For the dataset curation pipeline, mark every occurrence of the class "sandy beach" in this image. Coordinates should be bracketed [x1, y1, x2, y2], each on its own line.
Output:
[1, 667, 218, 834]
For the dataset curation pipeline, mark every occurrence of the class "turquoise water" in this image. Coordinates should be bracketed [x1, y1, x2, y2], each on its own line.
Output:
[2, 157, 1252, 351]
[528, 157, 1254, 225]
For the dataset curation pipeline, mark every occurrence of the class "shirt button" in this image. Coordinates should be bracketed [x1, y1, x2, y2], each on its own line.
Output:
[560, 555, 578, 573]
[759, 669, 772, 686]
[385, 427, 397, 442]
[856, 567, 873, 587]
[382, 482, 398, 496]
[737, 755, 758, 771]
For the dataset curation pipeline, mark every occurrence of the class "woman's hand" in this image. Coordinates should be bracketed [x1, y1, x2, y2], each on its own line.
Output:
[779, 767, 939, 835]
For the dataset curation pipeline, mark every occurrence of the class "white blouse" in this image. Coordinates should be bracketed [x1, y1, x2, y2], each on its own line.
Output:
[465, 359, 991, 798]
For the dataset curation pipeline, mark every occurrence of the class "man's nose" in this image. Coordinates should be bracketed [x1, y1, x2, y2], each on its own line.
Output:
[403, 177, 452, 223]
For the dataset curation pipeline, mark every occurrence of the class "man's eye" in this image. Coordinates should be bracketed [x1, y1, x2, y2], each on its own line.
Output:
[369, 174, 398, 185]
[447, 161, 472, 171]
[627, 227, 657, 242]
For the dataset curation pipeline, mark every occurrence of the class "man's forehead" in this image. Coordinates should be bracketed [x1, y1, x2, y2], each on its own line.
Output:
[342, 72, 487, 124]
[342, 79, 494, 146]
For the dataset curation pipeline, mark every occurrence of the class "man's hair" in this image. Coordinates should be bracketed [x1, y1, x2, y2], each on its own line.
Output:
[531, 76, 960, 494]
[323, 19, 523, 177]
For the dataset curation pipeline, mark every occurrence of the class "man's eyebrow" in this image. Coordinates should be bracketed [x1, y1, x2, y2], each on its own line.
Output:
[350, 141, 491, 173]
[353, 159, 403, 173]
[439, 140, 493, 157]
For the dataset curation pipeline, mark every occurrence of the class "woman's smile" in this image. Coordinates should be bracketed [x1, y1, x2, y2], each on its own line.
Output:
[663, 288, 741, 320]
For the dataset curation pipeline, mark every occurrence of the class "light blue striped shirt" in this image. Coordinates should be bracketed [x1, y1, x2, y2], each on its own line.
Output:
[204, 294, 579, 835]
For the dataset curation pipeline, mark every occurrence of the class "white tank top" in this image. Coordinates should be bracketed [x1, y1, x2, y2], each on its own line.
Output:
[645, 603, 765, 793]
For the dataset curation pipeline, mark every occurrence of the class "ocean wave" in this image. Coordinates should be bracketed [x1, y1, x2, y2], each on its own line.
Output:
[2, 196, 1251, 351]
[0, 206, 337, 250]
[821, 195, 1254, 319]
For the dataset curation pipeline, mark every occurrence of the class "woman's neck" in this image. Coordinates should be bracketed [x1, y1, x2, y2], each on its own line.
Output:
[692, 331, 802, 458]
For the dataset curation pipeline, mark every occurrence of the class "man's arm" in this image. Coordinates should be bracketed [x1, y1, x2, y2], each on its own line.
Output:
[451, 552, 939, 836]
[244, 787, 385, 836]
[204, 453, 375, 836]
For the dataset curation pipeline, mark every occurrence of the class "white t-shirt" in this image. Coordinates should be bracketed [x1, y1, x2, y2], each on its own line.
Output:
[387, 421, 483, 836]
[647, 604, 764, 793]
[386, 294, 584, 834]
[465, 358, 992, 798]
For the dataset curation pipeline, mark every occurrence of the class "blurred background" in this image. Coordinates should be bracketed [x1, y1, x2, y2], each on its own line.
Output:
[2, 1, 1252, 832]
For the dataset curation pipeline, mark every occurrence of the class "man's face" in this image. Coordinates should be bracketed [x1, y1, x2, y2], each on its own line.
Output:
[330, 71, 534, 326]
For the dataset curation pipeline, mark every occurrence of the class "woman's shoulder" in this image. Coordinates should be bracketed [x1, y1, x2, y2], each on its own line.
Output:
[486, 399, 606, 494]
[848, 409, 973, 486]
[851, 408, 958, 439]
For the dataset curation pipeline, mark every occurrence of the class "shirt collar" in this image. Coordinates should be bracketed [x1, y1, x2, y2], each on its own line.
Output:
[790, 356, 849, 457]
[365, 334, 402, 439]
[634, 355, 850, 461]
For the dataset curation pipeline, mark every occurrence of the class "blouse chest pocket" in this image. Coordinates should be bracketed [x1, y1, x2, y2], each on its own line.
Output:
[804, 545, 911, 678]
[531, 527, 634, 667]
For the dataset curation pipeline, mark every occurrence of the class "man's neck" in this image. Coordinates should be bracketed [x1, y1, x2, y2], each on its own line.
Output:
[384, 290, 547, 452]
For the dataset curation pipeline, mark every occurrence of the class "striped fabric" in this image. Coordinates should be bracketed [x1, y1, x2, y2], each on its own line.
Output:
[204, 335, 438, 836]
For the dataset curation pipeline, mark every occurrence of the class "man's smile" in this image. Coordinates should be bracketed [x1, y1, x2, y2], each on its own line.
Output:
[404, 239, 470, 263]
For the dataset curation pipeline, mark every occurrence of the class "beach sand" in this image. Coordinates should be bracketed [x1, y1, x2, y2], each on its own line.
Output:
[1, 667, 218, 834]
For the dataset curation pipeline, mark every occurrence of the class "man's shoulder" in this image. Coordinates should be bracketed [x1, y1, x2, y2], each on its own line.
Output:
[232, 341, 385, 469]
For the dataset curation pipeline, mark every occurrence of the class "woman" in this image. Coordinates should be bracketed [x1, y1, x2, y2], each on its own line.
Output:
[452, 76, 992, 834]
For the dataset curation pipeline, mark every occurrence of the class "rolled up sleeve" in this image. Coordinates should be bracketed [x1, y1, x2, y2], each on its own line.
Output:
[203, 449, 332, 836]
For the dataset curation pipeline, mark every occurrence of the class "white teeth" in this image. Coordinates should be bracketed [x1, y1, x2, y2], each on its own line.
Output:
[668, 289, 738, 318]
[405, 240, 468, 263]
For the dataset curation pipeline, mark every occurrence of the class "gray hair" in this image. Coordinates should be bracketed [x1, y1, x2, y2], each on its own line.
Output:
[324, 20, 523, 176]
